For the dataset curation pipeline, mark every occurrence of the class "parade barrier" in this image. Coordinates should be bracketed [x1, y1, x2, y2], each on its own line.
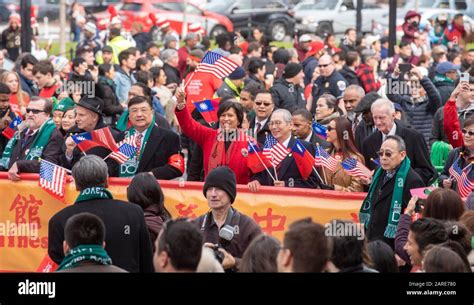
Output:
[0, 173, 365, 272]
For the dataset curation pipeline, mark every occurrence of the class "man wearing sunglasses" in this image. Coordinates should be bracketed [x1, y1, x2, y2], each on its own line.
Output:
[361, 98, 436, 186]
[360, 135, 424, 249]
[310, 54, 348, 116]
[249, 89, 274, 146]
[0, 97, 64, 180]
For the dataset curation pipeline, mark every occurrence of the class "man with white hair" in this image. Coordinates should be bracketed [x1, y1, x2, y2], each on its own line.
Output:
[361, 98, 437, 185]
[161, 49, 180, 89]
[248, 109, 320, 192]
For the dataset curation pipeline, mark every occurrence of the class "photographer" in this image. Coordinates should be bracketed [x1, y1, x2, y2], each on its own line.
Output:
[193, 166, 262, 272]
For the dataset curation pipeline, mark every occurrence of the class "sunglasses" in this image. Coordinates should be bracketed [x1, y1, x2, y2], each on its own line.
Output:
[25, 108, 45, 114]
[377, 150, 393, 158]
[462, 129, 474, 136]
[255, 101, 272, 107]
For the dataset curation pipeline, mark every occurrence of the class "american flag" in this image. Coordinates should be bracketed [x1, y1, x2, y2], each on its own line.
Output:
[39, 160, 67, 199]
[449, 158, 474, 198]
[314, 145, 338, 172]
[109, 143, 137, 164]
[195, 51, 239, 79]
[262, 134, 289, 167]
[341, 157, 372, 180]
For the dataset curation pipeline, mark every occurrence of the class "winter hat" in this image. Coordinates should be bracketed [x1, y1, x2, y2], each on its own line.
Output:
[203, 166, 237, 203]
[51, 56, 69, 73]
[404, 10, 421, 21]
[228, 67, 246, 80]
[53, 97, 75, 113]
[306, 41, 325, 57]
[83, 22, 97, 34]
[283, 63, 303, 79]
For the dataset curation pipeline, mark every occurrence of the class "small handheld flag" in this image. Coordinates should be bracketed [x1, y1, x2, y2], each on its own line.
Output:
[312, 121, 327, 140]
[2, 116, 22, 140]
[109, 143, 137, 164]
[72, 127, 118, 152]
[262, 134, 290, 167]
[39, 160, 68, 200]
[291, 139, 315, 180]
[341, 157, 372, 180]
[193, 98, 220, 124]
[314, 145, 338, 172]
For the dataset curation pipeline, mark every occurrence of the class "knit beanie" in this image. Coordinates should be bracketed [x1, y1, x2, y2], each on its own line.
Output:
[283, 63, 303, 79]
[203, 166, 237, 203]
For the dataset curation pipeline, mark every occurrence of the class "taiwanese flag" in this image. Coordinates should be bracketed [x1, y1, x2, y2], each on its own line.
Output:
[193, 98, 220, 124]
[312, 121, 327, 140]
[2, 116, 22, 140]
[247, 141, 272, 174]
[291, 139, 315, 180]
[72, 127, 118, 153]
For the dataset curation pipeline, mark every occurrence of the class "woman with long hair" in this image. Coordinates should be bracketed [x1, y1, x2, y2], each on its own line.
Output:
[0, 71, 29, 116]
[324, 116, 365, 192]
[127, 173, 172, 249]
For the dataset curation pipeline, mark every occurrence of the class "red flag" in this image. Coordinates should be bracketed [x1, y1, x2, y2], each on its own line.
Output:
[193, 98, 220, 124]
[248, 141, 272, 174]
[72, 127, 118, 153]
[291, 139, 314, 180]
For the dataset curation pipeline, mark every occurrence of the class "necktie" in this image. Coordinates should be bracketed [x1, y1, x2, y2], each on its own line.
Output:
[22, 129, 34, 149]
[135, 133, 143, 158]
[256, 122, 262, 134]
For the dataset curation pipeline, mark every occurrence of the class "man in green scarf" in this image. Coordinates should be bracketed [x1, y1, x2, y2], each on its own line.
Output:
[0, 97, 64, 180]
[360, 135, 424, 249]
[57, 212, 126, 272]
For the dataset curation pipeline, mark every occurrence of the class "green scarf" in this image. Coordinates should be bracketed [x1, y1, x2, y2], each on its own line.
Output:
[119, 126, 153, 177]
[433, 74, 454, 84]
[75, 187, 113, 203]
[359, 157, 411, 239]
[116, 109, 130, 132]
[0, 119, 56, 168]
[57, 244, 112, 271]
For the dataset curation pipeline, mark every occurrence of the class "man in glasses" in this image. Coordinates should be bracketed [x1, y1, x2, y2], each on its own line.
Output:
[310, 54, 348, 116]
[249, 89, 274, 146]
[270, 63, 306, 113]
[0, 97, 63, 180]
[361, 98, 436, 186]
[360, 135, 424, 249]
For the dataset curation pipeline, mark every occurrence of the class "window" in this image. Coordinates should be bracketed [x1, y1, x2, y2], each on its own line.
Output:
[186, 4, 202, 15]
[153, 2, 183, 12]
[342, 0, 355, 10]
[121, 3, 142, 12]
[455, 0, 467, 10]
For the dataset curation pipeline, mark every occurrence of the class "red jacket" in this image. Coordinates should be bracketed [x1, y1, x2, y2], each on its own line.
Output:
[444, 22, 465, 44]
[443, 99, 464, 148]
[177, 46, 191, 77]
[176, 106, 252, 184]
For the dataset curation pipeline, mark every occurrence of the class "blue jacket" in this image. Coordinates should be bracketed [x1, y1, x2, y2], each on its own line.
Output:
[18, 70, 38, 97]
[114, 66, 135, 104]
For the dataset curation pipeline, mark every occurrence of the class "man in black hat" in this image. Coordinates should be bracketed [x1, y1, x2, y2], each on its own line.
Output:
[192, 166, 262, 272]
[270, 63, 306, 113]
[60, 96, 121, 173]
[215, 67, 246, 100]
[354, 92, 381, 151]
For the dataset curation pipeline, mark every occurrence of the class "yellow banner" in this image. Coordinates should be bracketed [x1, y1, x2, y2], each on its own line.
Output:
[0, 174, 365, 272]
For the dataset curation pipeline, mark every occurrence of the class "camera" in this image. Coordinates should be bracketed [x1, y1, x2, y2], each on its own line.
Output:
[212, 245, 225, 264]
[212, 225, 236, 264]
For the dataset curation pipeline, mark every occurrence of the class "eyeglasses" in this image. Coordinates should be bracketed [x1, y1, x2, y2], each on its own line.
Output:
[318, 63, 332, 68]
[462, 129, 474, 137]
[269, 121, 285, 127]
[255, 101, 272, 107]
[377, 150, 394, 158]
[129, 107, 152, 115]
[25, 108, 45, 114]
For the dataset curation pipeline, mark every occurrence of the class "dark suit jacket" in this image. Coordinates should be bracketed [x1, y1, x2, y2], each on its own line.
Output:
[60, 121, 122, 175]
[110, 124, 183, 179]
[308, 131, 330, 149]
[48, 198, 154, 273]
[249, 117, 271, 147]
[0, 126, 64, 172]
[365, 167, 424, 249]
[251, 137, 320, 189]
[361, 121, 437, 186]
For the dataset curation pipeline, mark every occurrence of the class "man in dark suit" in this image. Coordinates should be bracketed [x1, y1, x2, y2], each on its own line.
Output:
[48, 155, 154, 273]
[248, 89, 273, 147]
[0, 97, 63, 179]
[248, 109, 320, 191]
[360, 135, 424, 249]
[291, 108, 329, 148]
[61, 96, 122, 174]
[112, 96, 183, 178]
[362, 98, 436, 186]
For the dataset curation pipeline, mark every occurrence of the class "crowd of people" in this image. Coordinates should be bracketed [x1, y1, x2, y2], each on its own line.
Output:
[0, 8, 473, 272]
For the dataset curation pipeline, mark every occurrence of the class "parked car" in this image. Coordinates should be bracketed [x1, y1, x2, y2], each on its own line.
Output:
[204, 0, 295, 41]
[0, 0, 19, 23]
[94, 0, 233, 37]
[294, 0, 388, 36]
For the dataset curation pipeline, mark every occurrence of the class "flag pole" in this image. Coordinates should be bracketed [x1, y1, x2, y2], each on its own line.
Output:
[316, 144, 328, 185]
[39, 158, 72, 174]
[183, 72, 195, 90]
[249, 140, 276, 182]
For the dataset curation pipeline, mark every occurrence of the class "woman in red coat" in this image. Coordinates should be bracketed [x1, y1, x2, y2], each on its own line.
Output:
[175, 89, 252, 184]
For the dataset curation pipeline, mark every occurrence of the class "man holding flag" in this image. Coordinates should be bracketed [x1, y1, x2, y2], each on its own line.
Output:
[248, 109, 320, 192]
[61, 96, 122, 174]
[0, 97, 64, 180]
[0, 83, 16, 155]
[112, 96, 183, 179]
